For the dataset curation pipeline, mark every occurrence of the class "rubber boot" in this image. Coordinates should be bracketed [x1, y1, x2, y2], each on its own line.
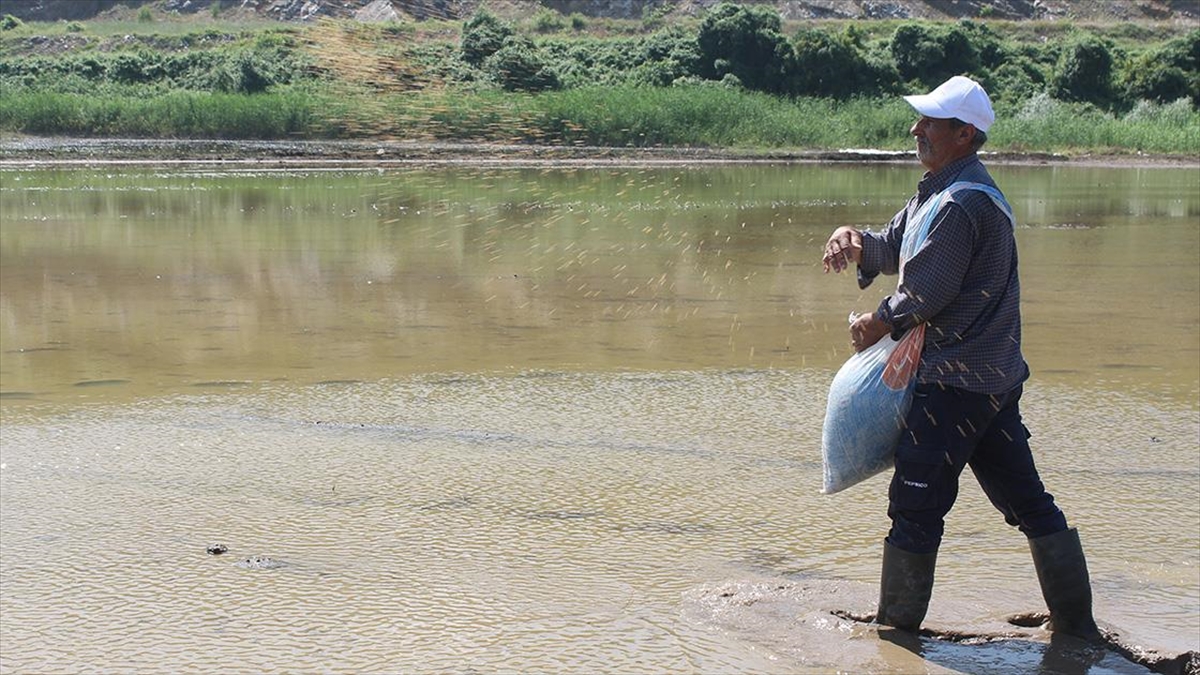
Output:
[1029, 527, 1102, 641]
[877, 540, 937, 631]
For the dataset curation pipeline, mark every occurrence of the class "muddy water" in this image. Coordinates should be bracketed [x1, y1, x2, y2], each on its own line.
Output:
[1, 163, 1197, 673]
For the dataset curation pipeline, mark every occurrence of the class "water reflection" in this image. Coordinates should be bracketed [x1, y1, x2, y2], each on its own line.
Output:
[2, 163, 1197, 405]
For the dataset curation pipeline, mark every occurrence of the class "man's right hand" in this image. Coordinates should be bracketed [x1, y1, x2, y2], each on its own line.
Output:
[822, 226, 863, 273]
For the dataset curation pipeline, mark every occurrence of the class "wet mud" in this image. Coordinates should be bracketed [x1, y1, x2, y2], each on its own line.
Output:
[2, 137, 1197, 169]
[682, 576, 1199, 675]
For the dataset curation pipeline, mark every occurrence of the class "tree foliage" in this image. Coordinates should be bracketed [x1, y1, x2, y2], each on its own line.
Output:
[0, 44, 306, 94]
[484, 35, 560, 92]
[1052, 33, 1116, 106]
[461, 9, 514, 67]
[791, 28, 895, 98]
[1122, 30, 1200, 105]
[696, 2, 794, 93]
[3, 2, 1196, 120]
[890, 22, 981, 88]
[633, 26, 702, 86]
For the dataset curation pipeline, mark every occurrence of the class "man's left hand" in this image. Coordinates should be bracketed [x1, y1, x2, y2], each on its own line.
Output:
[851, 312, 891, 352]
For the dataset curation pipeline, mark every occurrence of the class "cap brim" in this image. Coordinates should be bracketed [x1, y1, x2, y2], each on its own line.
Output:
[903, 93, 954, 120]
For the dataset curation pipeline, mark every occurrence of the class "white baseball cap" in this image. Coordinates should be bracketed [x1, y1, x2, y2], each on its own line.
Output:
[903, 75, 995, 133]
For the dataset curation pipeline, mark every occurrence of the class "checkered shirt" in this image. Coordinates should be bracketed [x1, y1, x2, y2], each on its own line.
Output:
[857, 154, 1029, 395]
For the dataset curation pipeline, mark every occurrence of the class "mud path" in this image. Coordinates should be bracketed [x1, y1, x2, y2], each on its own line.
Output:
[2, 137, 1197, 169]
[683, 577, 1199, 675]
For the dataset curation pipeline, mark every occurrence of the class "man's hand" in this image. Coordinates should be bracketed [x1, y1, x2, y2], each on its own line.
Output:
[850, 311, 891, 352]
[823, 226, 863, 273]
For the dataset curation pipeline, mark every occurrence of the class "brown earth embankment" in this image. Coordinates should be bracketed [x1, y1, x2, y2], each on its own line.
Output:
[2, 0, 1199, 24]
[2, 137, 1198, 169]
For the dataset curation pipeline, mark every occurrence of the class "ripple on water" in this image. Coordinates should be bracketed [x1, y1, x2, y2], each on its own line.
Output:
[72, 379, 130, 387]
[0, 371, 1196, 671]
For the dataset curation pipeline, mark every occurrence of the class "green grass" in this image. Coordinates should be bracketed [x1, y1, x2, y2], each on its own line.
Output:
[521, 85, 916, 149]
[400, 85, 1200, 155]
[0, 87, 328, 138]
[994, 94, 1200, 154]
[3, 83, 1196, 155]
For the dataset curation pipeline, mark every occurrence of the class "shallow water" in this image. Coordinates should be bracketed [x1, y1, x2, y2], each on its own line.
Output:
[1, 163, 1198, 673]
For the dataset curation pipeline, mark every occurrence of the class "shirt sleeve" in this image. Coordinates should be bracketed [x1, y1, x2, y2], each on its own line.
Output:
[874, 201, 977, 337]
[856, 202, 908, 290]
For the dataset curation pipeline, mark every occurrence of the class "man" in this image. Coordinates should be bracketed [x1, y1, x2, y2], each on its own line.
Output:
[821, 75, 1100, 640]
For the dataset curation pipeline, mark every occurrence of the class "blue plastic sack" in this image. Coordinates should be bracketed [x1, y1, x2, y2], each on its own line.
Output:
[820, 181, 1013, 495]
[820, 323, 924, 494]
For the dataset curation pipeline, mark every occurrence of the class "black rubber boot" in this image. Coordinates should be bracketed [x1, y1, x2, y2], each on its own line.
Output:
[1029, 527, 1102, 641]
[877, 540, 937, 631]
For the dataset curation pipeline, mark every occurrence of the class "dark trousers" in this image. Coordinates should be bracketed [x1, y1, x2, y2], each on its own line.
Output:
[887, 383, 1068, 554]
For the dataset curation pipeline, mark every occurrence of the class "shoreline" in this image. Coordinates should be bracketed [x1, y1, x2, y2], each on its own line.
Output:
[2, 137, 1198, 169]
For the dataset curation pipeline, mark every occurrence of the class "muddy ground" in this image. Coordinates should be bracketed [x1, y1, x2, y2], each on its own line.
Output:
[685, 577, 1200, 675]
[2, 137, 1198, 169]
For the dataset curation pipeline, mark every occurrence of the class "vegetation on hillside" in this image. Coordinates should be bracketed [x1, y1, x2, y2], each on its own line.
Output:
[0, 3, 1197, 154]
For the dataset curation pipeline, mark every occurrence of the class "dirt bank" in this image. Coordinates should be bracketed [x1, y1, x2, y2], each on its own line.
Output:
[2, 137, 1197, 169]
[3, 0, 1198, 24]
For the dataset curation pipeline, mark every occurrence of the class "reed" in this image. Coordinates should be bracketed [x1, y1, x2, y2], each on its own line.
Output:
[2, 82, 1196, 154]
[0, 88, 326, 138]
[519, 85, 912, 149]
[387, 85, 1200, 153]
[994, 93, 1200, 154]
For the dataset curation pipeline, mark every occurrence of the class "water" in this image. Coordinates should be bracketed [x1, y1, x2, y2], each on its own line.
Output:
[1, 162, 1197, 673]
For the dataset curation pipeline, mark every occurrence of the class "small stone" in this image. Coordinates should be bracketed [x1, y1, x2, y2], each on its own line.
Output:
[206, 543, 228, 555]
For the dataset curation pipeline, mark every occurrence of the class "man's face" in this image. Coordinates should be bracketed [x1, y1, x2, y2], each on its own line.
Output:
[910, 116, 972, 172]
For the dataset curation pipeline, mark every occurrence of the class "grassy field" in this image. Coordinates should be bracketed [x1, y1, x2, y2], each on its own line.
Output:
[3, 84, 1196, 155]
[1, 10, 1197, 156]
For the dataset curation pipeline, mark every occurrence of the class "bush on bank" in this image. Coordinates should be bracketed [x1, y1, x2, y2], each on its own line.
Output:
[0, 1, 1197, 153]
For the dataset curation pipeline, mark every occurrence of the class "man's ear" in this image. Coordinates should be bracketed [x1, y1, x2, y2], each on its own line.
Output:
[958, 124, 977, 147]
